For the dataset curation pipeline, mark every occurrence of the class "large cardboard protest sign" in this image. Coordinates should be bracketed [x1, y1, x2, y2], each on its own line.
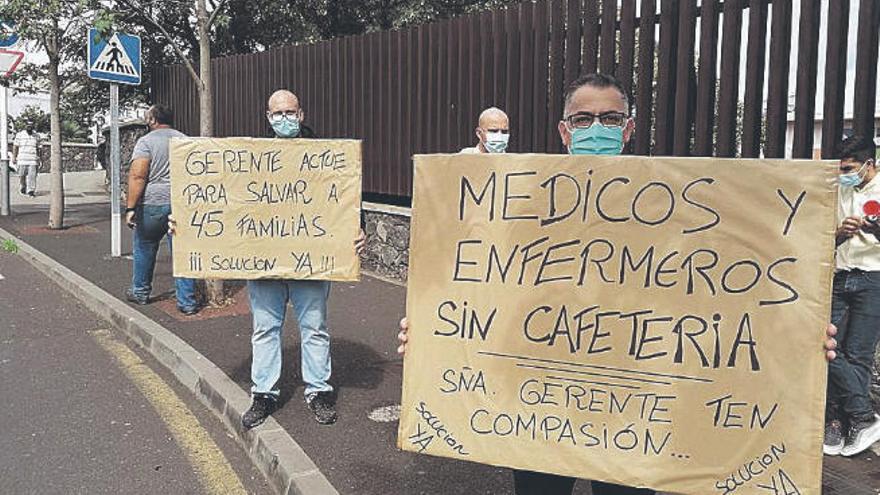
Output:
[398, 154, 836, 494]
[169, 137, 361, 281]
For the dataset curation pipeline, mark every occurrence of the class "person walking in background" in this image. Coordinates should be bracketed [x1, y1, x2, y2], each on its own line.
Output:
[12, 124, 39, 197]
[124, 104, 199, 316]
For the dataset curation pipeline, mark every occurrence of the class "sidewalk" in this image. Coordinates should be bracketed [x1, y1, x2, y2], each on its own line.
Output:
[1, 173, 879, 494]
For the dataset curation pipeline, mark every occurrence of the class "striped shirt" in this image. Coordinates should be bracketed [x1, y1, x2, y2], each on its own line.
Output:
[13, 130, 38, 165]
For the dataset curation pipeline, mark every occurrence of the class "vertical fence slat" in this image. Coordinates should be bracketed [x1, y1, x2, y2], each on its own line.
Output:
[821, 0, 849, 159]
[853, 0, 879, 139]
[394, 30, 409, 195]
[459, 17, 471, 148]
[616, 0, 637, 97]
[600, 0, 617, 74]
[765, 0, 792, 158]
[654, 0, 679, 156]
[741, 0, 768, 158]
[673, 0, 696, 156]
[517, 2, 534, 152]
[478, 12, 489, 109]
[493, 8, 506, 105]
[506, 6, 521, 151]
[549, 0, 567, 152]
[468, 14, 480, 147]
[792, 0, 821, 159]
[404, 28, 415, 195]
[634, 0, 656, 155]
[716, 1, 743, 157]
[530, 1, 548, 152]
[448, 19, 461, 151]
[564, 0, 582, 84]
[382, 30, 392, 193]
[427, 23, 439, 153]
[693, 0, 719, 156]
[582, 0, 600, 73]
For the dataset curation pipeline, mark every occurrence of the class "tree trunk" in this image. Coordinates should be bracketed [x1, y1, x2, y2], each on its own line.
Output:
[196, 0, 225, 305]
[46, 36, 64, 229]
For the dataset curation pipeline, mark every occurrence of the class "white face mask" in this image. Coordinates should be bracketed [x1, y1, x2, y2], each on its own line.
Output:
[483, 131, 509, 153]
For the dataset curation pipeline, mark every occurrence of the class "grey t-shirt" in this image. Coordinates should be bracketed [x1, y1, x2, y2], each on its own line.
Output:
[130, 127, 187, 205]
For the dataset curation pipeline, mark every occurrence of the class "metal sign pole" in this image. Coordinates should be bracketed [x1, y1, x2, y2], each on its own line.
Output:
[1, 84, 9, 216]
[110, 83, 121, 256]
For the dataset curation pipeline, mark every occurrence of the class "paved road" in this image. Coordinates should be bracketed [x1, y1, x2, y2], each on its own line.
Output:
[0, 249, 270, 495]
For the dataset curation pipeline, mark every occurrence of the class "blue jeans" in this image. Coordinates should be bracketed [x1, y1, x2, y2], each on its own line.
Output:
[828, 269, 880, 424]
[130, 204, 197, 311]
[247, 279, 332, 398]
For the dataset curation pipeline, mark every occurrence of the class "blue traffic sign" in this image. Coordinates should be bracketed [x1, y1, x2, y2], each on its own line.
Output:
[0, 21, 19, 48]
[87, 28, 141, 85]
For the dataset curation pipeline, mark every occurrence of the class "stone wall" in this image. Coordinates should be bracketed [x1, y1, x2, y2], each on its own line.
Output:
[362, 203, 411, 282]
[100, 120, 149, 198]
[34, 143, 98, 173]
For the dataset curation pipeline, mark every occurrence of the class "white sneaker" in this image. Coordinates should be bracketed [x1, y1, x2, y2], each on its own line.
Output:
[841, 415, 880, 457]
[823, 420, 845, 456]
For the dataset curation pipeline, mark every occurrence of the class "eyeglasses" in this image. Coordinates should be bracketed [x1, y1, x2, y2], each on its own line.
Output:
[565, 111, 628, 129]
[267, 111, 299, 123]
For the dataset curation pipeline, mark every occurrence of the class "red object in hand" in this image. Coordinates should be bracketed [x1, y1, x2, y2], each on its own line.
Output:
[864, 200, 880, 217]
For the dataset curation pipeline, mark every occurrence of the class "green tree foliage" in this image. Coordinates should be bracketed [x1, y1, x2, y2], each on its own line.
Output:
[0, 0, 104, 228]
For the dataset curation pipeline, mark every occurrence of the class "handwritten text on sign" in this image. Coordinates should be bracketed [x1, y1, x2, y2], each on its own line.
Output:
[170, 137, 361, 281]
[398, 155, 836, 495]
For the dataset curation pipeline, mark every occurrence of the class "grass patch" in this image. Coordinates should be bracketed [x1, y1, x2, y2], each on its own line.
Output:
[1, 238, 19, 254]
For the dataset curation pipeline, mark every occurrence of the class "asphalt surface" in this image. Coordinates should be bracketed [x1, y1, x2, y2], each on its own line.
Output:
[3, 199, 880, 495]
[0, 247, 270, 494]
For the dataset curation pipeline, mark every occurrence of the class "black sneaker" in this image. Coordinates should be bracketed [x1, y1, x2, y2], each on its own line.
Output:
[19, 185, 25, 194]
[307, 391, 337, 425]
[124, 288, 149, 305]
[27, 191, 35, 197]
[242, 394, 276, 430]
[177, 305, 200, 316]
[824, 420, 844, 456]
[841, 415, 880, 457]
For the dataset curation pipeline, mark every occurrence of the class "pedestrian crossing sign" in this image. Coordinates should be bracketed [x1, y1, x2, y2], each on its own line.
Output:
[87, 29, 141, 85]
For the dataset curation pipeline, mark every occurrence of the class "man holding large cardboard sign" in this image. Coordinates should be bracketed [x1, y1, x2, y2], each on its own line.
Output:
[397, 74, 837, 494]
[170, 90, 364, 428]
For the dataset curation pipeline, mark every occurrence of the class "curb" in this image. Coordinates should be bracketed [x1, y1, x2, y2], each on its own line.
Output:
[0, 227, 338, 495]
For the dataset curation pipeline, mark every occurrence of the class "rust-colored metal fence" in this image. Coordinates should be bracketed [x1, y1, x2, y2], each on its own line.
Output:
[153, 0, 880, 200]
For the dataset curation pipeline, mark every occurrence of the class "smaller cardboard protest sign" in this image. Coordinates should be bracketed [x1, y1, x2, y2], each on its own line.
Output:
[170, 137, 361, 281]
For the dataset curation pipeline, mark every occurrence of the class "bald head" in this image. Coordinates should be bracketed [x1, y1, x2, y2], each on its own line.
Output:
[267, 90, 301, 114]
[478, 107, 509, 130]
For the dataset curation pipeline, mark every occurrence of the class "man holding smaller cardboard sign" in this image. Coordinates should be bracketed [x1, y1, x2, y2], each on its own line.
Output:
[824, 135, 880, 457]
[170, 90, 366, 428]
[398, 73, 839, 494]
[460, 107, 510, 154]
[239, 89, 366, 428]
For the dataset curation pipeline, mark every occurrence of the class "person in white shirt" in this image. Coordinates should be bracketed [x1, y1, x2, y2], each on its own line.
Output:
[12, 125, 39, 197]
[824, 134, 880, 458]
[460, 107, 510, 154]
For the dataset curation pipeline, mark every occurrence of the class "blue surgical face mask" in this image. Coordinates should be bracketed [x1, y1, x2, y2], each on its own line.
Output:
[839, 161, 869, 188]
[568, 124, 624, 156]
[483, 132, 509, 153]
[270, 116, 301, 138]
